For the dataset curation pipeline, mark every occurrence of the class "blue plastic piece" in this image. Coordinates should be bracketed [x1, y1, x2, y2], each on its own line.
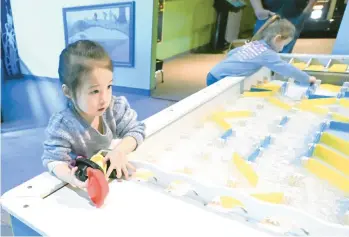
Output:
[250, 87, 271, 92]
[344, 92, 349, 98]
[247, 148, 261, 162]
[319, 121, 329, 133]
[260, 135, 272, 148]
[329, 121, 349, 133]
[10, 215, 41, 236]
[313, 132, 322, 144]
[221, 129, 234, 140]
[279, 116, 289, 126]
[306, 144, 316, 157]
[308, 94, 334, 99]
[280, 82, 288, 95]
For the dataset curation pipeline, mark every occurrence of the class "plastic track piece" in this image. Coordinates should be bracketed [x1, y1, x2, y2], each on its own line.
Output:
[320, 132, 349, 156]
[243, 91, 274, 97]
[251, 192, 284, 204]
[339, 99, 349, 108]
[306, 65, 325, 71]
[319, 84, 342, 93]
[303, 158, 349, 194]
[267, 97, 292, 110]
[232, 153, 258, 187]
[313, 144, 349, 176]
[328, 64, 348, 73]
[219, 196, 244, 209]
[292, 62, 307, 70]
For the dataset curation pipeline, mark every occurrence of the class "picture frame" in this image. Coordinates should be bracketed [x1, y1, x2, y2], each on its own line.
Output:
[62, 2, 135, 68]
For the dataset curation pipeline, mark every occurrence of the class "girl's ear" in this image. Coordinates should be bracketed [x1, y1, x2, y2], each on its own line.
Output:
[62, 84, 72, 99]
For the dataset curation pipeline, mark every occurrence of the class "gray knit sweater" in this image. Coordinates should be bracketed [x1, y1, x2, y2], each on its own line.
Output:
[41, 95, 146, 173]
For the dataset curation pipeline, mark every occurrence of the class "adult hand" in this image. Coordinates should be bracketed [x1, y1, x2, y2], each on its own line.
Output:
[255, 8, 275, 20]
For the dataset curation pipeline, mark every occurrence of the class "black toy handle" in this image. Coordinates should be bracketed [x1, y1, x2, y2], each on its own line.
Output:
[75, 158, 103, 182]
[74, 158, 118, 182]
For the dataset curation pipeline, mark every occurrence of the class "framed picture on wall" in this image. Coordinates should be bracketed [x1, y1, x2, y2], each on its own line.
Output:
[62, 2, 135, 68]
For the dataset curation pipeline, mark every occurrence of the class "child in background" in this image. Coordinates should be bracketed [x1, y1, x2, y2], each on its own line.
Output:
[206, 18, 316, 86]
[41, 40, 146, 188]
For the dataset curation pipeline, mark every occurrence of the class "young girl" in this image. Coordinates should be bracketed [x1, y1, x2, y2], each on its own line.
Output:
[206, 17, 316, 86]
[41, 40, 146, 188]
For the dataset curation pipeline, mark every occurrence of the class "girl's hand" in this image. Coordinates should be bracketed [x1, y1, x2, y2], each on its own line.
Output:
[104, 149, 136, 180]
[70, 166, 88, 189]
[309, 76, 317, 84]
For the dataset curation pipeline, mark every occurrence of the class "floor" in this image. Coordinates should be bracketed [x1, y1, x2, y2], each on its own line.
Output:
[1, 78, 176, 236]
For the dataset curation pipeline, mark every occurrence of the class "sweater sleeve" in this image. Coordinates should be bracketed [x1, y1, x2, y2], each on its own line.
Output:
[260, 50, 310, 85]
[41, 113, 74, 173]
[110, 96, 146, 149]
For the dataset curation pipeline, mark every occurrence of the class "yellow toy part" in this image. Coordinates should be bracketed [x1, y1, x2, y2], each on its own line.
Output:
[219, 196, 244, 209]
[292, 62, 307, 70]
[132, 168, 155, 182]
[328, 64, 348, 73]
[243, 91, 274, 97]
[253, 83, 281, 92]
[320, 132, 349, 157]
[339, 99, 349, 108]
[232, 153, 259, 187]
[331, 113, 349, 123]
[297, 103, 329, 115]
[306, 65, 325, 71]
[303, 158, 349, 194]
[251, 192, 285, 204]
[319, 84, 342, 93]
[313, 144, 349, 176]
[267, 97, 293, 111]
[300, 98, 337, 107]
[90, 153, 107, 174]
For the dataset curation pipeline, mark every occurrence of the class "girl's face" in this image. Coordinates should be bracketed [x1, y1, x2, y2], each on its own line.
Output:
[272, 35, 292, 52]
[73, 67, 113, 120]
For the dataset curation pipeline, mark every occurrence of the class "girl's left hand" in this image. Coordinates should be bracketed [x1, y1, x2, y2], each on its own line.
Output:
[104, 149, 136, 180]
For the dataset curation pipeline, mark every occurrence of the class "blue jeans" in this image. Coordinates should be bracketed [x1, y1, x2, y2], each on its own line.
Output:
[206, 73, 219, 86]
[253, 14, 306, 54]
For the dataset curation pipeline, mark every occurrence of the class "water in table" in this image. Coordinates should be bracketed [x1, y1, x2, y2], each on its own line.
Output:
[139, 80, 349, 226]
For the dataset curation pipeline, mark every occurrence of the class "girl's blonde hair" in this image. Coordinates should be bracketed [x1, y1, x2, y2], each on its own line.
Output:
[251, 15, 296, 45]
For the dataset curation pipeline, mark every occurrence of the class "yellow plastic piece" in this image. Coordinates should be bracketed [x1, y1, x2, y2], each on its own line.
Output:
[313, 144, 349, 176]
[210, 110, 252, 130]
[232, 153, 258, 187]
[267, 97, 292, 110]
[303, 158, 349, 194]
[297, 103, 329, 115]
[339, 99, 349, 108]
[292, 62, 307, 70]
[243, 91, 274, 97]
[300, 98, 337, 107]
[212, 118, 231, 130]
[319, 84, 342, 93]
[254, 83, 281, 92]
[251, 192, 285, 204]
[133, 169, 155, 181]
[328, 64, 348, 73]
[306, 65, 325, 71]
[320, 132, 349, 157]
[219, 196, 244, 209]
[331, 113, 349, 123]
[90, 153, 107, 174]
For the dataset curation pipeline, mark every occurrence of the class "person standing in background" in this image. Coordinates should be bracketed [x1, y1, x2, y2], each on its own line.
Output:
[250, 0, 318, 53]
